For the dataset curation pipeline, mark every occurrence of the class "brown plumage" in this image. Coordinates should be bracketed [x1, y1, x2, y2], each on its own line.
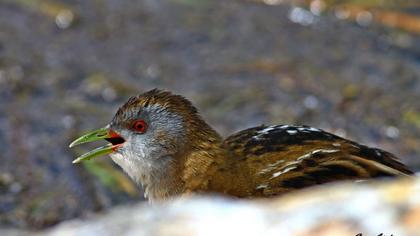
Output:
[70, 89, 413, 202]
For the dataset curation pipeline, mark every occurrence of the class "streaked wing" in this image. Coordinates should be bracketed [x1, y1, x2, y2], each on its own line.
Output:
[223, 125, 413, 196]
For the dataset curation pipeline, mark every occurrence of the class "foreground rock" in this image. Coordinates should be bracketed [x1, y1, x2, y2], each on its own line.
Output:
[3, 177, 419, 236]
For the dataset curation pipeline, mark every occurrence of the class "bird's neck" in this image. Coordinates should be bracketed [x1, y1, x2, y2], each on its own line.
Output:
[144, 118, 251, 201]
[140, 119, 223, 202]
[180, 136, 226, 194]
[177, 123, 253, 198]
[177, 122, 227, 195]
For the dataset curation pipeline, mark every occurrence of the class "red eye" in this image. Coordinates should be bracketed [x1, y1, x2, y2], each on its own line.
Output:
[132, 120, 147, 133]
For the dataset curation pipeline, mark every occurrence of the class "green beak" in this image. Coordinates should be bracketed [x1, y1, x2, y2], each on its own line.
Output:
[69, 126, 123, 164]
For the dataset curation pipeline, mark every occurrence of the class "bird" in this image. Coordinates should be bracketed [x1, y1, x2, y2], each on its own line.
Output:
[69, 89, 413, 202]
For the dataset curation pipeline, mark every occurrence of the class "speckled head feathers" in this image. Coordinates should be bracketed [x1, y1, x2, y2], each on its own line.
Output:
[111, 89, 221, 151]
[113, 89, 198, 123]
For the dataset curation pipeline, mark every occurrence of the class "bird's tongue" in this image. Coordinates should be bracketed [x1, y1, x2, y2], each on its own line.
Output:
[69, 126, 124, 163]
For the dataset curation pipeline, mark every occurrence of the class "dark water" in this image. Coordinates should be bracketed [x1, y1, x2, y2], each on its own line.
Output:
[0, 0, 419, 229]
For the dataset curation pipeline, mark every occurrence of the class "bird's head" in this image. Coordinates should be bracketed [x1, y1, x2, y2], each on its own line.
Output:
[69, 89, 220, 185]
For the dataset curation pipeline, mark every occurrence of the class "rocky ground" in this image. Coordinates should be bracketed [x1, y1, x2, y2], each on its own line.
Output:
[0, 0, 419, 230]
[2, 177, 420, 236]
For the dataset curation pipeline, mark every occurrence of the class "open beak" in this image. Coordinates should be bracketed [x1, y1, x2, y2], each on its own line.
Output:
[69, 126, 125, 164]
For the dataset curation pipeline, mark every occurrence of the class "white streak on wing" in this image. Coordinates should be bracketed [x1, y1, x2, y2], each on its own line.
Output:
[271, 166, 297, 178]
[259, 160, 285, 175]
[296, 149, 339, 161]
[253, 125, 277, 140]
[285, 161, 301, 166]
[259, 126, 277, 134]
[308, 127, 321, 132]
[297, 127, 310, 133]
[296, 126, 321, 132]
[297, 153, 312, 161]
[311, 149, 339, 154]
[261, 149, 339, 177]
[256, 184, 267, 190]
[252, 125, 327, 140]
[296, 149, 339, 162]
[351, 144, 360, 149]
[332, 143, 341, 147]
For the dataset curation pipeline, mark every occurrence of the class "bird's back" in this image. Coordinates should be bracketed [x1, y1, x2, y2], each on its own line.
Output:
[222, 125, 413, 197]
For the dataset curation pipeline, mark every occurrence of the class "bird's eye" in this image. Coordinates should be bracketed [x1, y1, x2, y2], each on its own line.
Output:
[132, 120, 147, 133]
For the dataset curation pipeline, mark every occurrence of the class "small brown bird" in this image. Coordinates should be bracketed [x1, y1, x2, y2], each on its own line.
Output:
[70, 89, 413, 202]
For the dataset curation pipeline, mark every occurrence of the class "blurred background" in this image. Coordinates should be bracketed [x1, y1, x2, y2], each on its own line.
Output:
[0, 0, 419, 230]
